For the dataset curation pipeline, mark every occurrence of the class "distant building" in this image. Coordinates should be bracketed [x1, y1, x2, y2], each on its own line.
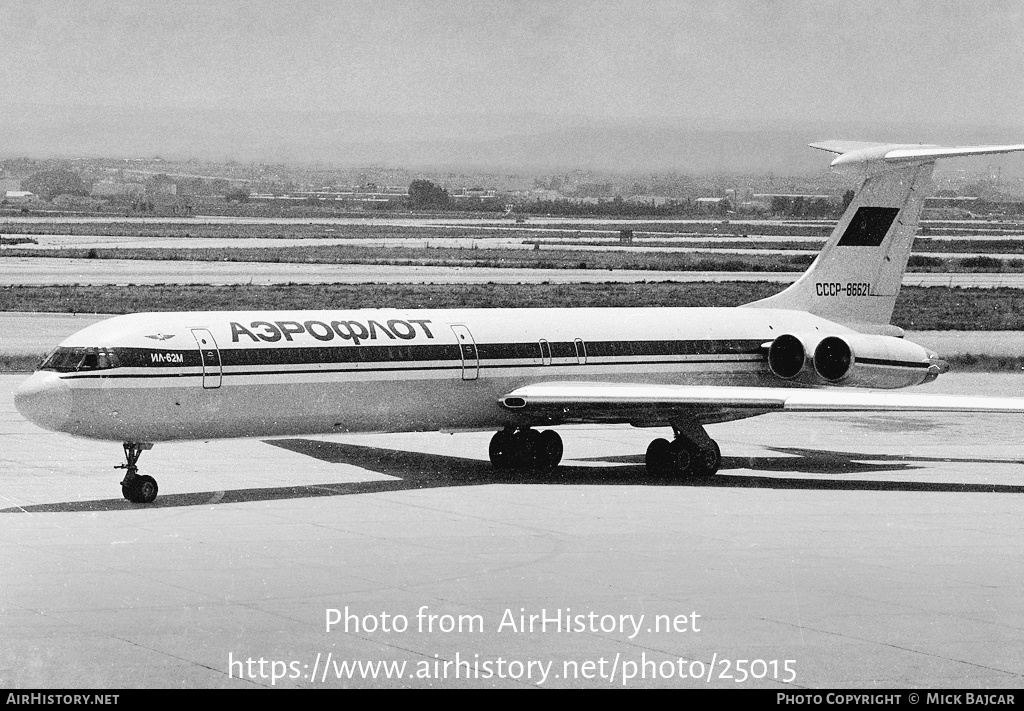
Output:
[753, 193, 831, 201]
[694, 197, 729, 212]
[451, 187, 497, 201]
[248, 185, 408, 208]
[4, 191, 36, 204]
[624, 195, 672, 207]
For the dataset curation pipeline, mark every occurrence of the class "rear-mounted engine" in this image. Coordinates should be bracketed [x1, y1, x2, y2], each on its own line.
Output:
[767, 333, 944, 389]
[812, 334, 936, 389]
[766, 333, 813, 381]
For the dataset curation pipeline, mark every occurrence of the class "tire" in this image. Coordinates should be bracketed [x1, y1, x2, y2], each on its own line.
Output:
[669, 438, 697, 479]
[699, 440, 722, 477]
[489, 430, 514, 470]
[538, 430, 563, 471]
[134, 475, 158, 504]
[645, 438, 673, 478]
[513, 428, 541, 470]
[122, 475, 158, 504]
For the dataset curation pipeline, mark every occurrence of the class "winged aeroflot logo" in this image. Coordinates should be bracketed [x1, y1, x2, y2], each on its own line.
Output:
[144, 333, 176, 341]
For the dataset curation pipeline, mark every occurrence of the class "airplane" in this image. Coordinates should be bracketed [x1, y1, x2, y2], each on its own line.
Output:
[14, 140, 1024, 504]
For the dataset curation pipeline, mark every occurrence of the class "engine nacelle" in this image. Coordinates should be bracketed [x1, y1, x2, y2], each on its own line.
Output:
[812, 334, 937, 389]
[767, 332, 945, 389]
[766, 333, 817, 382]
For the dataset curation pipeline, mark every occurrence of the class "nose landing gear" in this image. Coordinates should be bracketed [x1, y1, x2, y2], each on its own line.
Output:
[116, 442, 157, 503]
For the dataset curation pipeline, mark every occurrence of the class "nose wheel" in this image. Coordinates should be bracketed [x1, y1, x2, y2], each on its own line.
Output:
[115, 442, 157, 503]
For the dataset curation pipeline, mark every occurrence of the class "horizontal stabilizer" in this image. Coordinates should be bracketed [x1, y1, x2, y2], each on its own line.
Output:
[810, 140, 1024, 172]
[885, 144, 1024, 161]
[808, 140, 891, 155]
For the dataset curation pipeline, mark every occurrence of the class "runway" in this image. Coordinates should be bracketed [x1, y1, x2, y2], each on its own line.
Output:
[2, 372, 1023, 688]
[3, 256, 1024, 287]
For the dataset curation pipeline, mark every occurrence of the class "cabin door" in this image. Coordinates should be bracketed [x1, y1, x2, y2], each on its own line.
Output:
[450, 325, 479, 381]
[191, 329, 222, 389]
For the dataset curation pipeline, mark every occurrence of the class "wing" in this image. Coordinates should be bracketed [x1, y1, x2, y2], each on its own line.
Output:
[498, 382, 1024, 426]
[808, 140, 893, 155]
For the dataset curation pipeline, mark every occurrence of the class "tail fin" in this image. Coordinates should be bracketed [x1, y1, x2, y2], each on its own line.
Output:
[743, 141, 1024, 327]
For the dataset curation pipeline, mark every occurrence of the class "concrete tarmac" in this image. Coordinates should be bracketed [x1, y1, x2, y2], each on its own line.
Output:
[2, 372, 1023, 688]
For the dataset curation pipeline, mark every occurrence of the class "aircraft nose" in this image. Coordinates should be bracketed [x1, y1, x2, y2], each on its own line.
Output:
[14, 371, 72, 432]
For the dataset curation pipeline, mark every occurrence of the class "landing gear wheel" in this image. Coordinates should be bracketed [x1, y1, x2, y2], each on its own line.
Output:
[646, 435, 721, 481]
[489, 429, 515, 470]
[133, 475, 158, 504]
[122, 475, 158, 504]
[489, 428, 563, 473]
[668, 438, 698, 479]
[511, 428, 541, 470]
[697, 439, 722, 477]
[645, 438, 673, 478]
[537, 429, 563, 471]
[648, 416, 726, 482]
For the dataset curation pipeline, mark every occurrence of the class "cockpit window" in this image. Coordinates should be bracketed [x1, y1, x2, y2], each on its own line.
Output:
[38, 347, 120, 373]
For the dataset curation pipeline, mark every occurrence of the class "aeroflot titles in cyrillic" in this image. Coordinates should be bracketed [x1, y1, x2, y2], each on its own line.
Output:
[230, 319, 435, 345]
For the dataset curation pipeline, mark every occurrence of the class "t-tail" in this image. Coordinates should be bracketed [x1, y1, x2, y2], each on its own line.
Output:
[744, 140, 1024, 328]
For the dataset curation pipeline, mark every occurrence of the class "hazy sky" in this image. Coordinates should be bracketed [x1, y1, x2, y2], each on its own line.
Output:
[1, 0, 1022, 170]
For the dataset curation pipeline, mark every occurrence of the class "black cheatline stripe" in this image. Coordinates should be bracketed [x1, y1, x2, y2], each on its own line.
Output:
[61, 356, 763, 380]
[855, 357, 931, 369]
[105, 338, 766, 370]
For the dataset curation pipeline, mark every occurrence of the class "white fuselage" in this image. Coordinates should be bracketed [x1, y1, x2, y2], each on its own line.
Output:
[16, 306, 854, 442]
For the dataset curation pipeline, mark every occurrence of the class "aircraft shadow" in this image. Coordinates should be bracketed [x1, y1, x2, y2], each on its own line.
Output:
[4, 439, 1023, 513]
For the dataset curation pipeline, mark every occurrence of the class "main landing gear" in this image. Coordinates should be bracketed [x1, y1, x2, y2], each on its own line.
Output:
[489, 427, 563, 472]
[116, 442, 157, 504]
[644, 422, 721, 480]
